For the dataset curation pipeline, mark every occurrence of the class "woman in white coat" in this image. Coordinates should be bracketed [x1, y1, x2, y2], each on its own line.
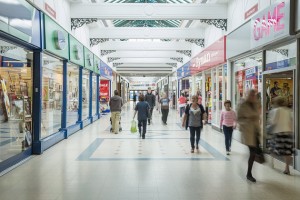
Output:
[268, 96, 293, 175]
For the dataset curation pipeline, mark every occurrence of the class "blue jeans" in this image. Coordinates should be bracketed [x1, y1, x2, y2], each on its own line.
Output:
[180, 107, 185, 117]
[189, 126, 201, 149]
[138, 119, 147, 137]
[223, 125, 233, 151]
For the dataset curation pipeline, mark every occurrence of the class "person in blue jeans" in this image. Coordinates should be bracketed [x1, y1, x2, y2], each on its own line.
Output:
[182, 95, 206, 153]
[133, 94, 150, 139]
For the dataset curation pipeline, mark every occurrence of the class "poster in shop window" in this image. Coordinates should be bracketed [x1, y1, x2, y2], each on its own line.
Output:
[237, 70, 245, 98]
[245, 66, 258, 93]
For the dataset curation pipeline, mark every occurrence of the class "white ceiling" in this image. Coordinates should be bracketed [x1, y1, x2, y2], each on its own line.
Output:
[69, 0, 229, 83]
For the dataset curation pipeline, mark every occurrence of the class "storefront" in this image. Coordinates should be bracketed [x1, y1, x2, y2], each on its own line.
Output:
[92, 56, 100, 121]
[40, 14, 69, 150]
[65, 35, 84, 135]
[0, 0, 41, 171]
[100, 60, 112, 113]
[190, 36, 227, 127]
[177, 62, 191, 100]
[227, 0, 300, 170]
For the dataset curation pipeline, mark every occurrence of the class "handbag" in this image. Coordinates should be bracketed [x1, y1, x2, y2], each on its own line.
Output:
[130, 120, 137, 133]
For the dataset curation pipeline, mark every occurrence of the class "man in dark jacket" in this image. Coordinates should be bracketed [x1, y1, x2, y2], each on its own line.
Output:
[109, 90, 123, 134]
[145, 87, 155, 125]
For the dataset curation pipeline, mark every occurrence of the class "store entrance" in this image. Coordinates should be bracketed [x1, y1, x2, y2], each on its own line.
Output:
[263, 70, 296, 167]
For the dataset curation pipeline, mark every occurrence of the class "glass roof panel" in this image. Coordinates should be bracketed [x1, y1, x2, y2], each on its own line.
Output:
[107, 0, 191, 28]
[113, 20, 182, 27]
[104, 0, 193, 3]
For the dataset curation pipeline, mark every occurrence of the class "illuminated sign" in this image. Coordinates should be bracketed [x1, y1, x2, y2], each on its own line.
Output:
[251, 1, 290, 49]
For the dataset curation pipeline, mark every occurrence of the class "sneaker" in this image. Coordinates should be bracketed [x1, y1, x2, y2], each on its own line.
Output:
[196, 145, 199, 150]
[227, 151, 230, 155]
[191, 149, 194, 153]
[115, 132, 118, 134]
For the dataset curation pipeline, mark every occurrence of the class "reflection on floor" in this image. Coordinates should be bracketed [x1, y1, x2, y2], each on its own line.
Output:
[0, 102, 300, 200]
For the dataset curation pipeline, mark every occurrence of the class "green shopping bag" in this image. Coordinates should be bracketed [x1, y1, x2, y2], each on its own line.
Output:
[130, 120, 137, 133]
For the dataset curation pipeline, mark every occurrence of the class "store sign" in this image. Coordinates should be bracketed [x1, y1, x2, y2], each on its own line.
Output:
[54, 30, 66, 50]
[190, 36, 226, 75]
[44, 15, 69, 59]
[45, 3, 56, 19]
[245, 4, 258, 20]
[266, 57, 296, 71]
[251, 1, 291, 49]
[100, 60, 112, 80]
[73, 45, 82, 60]
[100, 80, 109, 99]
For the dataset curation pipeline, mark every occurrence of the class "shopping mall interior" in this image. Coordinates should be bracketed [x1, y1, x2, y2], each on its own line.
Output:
[0, 0, 300, 199]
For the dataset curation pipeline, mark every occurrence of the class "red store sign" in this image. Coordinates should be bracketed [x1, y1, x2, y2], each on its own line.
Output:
[190, 36, 226, 75]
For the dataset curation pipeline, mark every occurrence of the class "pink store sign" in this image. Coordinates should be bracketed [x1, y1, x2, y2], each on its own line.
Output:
[190, 36, 226, 75]
[251, 1, 291, 49]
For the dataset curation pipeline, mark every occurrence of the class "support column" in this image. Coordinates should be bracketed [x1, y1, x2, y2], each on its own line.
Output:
[78, 67, 83, 128]
[191, 75, 196, 96]
[32, 51, 42, 154]
[201, 71, 206, 106]
[89, 71, 93, 120]
[62, 61, 67, 138]
[96, 75, 100, 119]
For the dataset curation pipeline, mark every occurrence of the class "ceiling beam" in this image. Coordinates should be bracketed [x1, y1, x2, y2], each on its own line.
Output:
[70, 3, 227, 20]
[108, 51, 187, 58]
[115, 58, 179, 63]
[90, 27, 204, 39]
[99, 41, 192, 50]
[116, 63, 175, 67]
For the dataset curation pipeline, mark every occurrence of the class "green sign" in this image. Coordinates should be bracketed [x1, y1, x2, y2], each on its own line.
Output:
[84, 47, 94, 70]
[93, 55, 100, 75]
[69, 35, 84, 66]
[44, 15, 69, 59]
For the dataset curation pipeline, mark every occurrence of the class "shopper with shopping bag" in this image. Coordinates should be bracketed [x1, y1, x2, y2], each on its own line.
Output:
[133, 94, 150, 139]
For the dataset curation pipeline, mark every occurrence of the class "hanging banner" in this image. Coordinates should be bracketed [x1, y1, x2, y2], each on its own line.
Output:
[100, 80, 110, 100]
[190, 36, 226, 75]
[177, 62, 191, 79]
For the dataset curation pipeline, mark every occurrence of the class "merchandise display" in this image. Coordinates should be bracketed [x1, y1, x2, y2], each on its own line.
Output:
[0, 39, 33, 162]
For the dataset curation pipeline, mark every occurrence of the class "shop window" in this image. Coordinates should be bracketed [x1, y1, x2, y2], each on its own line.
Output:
[41, 54, 63, 138]
[0, 39, 33, 161]
[82, 69, 90, 120]
[67, 64, 79, 127]
[233, 53, 263, 109]
[92, 74, 97, 115]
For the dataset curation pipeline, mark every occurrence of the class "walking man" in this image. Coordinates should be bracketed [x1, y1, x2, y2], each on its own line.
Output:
[145, 87, 155, 125]
[109, 90, 123, 134]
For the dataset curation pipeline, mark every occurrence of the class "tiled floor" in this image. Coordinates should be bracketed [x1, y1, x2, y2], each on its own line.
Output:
[0, 103, 300, 200]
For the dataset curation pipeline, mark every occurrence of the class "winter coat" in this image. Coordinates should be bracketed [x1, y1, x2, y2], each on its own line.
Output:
[109, 95, 123, 112]
[145, 93, 156, 108]
[237, 101, 260, 147]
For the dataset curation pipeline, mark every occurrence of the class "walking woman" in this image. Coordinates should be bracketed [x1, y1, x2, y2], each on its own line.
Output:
[220, 100, 236, 155]
[182, 95, 206, 153]
[178, 93, 187, 118]
[133, 94, 150, 139]
[268, 97, 293, 175]
[237, 89, 261, 183]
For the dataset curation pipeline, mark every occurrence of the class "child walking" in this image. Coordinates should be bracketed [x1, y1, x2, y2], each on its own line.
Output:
[220, 100, 236, 155]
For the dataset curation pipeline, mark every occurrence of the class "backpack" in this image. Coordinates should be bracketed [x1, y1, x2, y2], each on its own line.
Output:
[185, 103, 205, 130]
